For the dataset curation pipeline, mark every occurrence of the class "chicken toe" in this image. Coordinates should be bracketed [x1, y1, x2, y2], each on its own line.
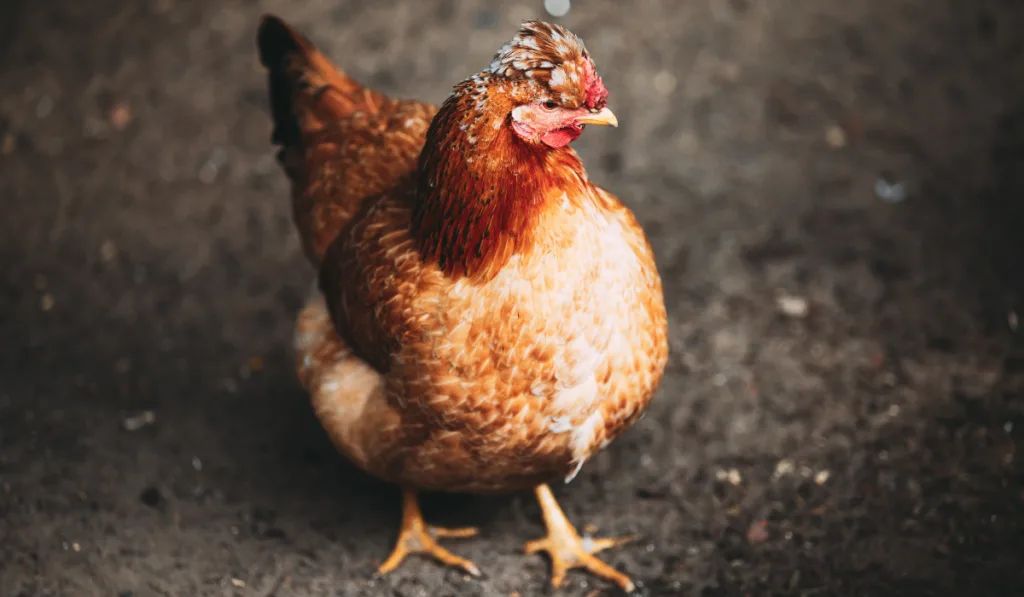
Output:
[525, 484, 638, 592]
[377, 488, 480, 577]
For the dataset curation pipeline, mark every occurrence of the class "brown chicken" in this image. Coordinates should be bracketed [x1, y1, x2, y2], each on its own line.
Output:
[257, 14, 668, 592]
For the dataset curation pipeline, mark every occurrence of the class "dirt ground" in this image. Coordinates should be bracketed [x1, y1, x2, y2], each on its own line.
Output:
[2, 0, 1024, 595]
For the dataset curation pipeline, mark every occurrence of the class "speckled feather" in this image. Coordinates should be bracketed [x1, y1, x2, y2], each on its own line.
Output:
[260, 16, 669, 493]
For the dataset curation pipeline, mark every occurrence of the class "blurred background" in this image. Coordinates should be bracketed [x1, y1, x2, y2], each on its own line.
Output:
[2, 0, 1024, 595]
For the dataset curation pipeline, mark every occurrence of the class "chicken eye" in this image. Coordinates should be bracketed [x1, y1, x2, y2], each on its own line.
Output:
[542, 100, 558, 110]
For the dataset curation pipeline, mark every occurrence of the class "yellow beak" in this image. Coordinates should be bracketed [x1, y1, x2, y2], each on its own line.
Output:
[575, 106, 618, 128]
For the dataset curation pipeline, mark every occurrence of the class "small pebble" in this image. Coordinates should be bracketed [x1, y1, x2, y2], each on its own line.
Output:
[773, 459, 794, 478]
[1, 133, 14, 155]
[100, 239, 118, 262]
[191, 456, 203, 471]
[109, 103, 133, 130]
[875, 176, 906, 203]
[230, 578, 245, 588]
[714, 468, 742, 485]
[123, 410, 156, 431]
[746, 520, 769, 545]
[825, 125, 846, 148]
[776, 294, 809, 318]
[199, 148, 228, 184]
[814, 470, 831, 485]
[543, 0, 571, 18]
[40, 293, 55, 311]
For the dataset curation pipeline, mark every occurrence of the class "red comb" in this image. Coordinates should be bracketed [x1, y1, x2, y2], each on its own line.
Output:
[581, 60, 608, 109]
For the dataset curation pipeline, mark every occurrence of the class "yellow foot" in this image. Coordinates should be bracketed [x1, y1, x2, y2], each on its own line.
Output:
[525, 484, 638, 592]
[377, 488, 480, 577]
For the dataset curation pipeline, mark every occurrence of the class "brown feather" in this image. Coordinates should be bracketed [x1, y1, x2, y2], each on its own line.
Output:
[257, 14, 437, 265]
[411, 77, 588, 283]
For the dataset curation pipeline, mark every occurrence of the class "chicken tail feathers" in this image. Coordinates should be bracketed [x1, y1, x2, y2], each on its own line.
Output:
[257, 14, 399, 265]
[257, 14, 379, 151]
[257, 15, 431, 268]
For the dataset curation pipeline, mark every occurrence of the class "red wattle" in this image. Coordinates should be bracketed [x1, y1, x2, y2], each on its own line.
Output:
[541, 125, 583, 149]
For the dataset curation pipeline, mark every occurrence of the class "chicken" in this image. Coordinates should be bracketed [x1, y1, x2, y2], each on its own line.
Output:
[257, 14, 669, 592]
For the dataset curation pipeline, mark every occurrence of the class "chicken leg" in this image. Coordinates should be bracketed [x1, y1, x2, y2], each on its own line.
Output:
[377, 488, 481, 577]
[525, 484, 638, 592]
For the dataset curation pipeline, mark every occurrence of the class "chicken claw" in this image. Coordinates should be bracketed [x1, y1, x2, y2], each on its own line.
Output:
[525, 484, 638, 593]
[377, 488, 481, 577]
